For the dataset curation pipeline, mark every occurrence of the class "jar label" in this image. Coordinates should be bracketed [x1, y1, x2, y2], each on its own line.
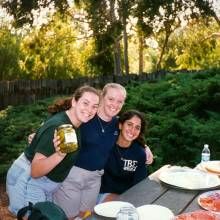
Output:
[201, 153, 210, 162]
[64, 132, 77, 143]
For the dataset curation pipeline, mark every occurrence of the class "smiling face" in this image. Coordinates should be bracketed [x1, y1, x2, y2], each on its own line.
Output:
[118, 115, 142, 147]
[73, 91, 99, 124]
[99, 87, 126, 121]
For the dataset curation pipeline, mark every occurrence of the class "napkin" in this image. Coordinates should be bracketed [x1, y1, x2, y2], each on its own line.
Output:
[148, 164, 171, 182]
[149, 165, 192, 182]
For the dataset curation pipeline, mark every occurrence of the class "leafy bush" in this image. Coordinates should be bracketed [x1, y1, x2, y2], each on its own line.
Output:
[0, 96, 64, 178]
[124, 69, 220, 172]
[1, 69, 220, 177]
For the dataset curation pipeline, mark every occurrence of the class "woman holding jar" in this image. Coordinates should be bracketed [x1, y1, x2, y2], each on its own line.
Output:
[6, 85, 100, 216]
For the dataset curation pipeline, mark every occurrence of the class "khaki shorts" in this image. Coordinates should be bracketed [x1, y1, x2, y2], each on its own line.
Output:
[53, 166, 104, 218]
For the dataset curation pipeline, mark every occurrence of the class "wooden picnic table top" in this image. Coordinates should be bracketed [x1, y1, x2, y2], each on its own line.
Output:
[85, 177, 217, 219]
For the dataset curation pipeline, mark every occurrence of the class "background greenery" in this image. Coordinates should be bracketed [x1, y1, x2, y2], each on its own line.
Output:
[1, 69, 219, 177]
[1, 1, 220, 79]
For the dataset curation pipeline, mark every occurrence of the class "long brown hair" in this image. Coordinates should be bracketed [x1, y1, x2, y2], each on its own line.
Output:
[119, 110, 146, 147]
[48, 85, 100, 115]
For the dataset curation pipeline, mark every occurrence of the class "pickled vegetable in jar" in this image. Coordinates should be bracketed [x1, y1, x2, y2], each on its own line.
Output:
[57, 124, 78, 153]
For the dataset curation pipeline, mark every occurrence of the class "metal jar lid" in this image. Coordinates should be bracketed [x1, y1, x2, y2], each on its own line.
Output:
[58, 124, 73, 130]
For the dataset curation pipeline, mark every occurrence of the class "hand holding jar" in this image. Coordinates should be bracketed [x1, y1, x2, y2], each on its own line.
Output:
[56, 124, 78, 154]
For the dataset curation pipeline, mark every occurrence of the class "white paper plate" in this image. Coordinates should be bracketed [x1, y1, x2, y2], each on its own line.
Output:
[198, 190, 220, 212]
[159, 168, 220, 190]
[94, 201, 134, 218]
[137, 205, 174, 220]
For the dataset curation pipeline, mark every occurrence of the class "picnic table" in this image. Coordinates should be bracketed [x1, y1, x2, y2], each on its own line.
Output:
[85, 177, 211, 219]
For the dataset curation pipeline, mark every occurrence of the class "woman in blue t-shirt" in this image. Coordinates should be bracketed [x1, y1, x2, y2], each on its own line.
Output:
[53, 83, 127, 219]
[98, 110, 148, 203]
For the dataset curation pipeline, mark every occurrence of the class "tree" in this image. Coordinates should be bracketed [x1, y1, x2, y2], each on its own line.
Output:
[0, 25, 25, 80]
[1, 0, 69, 27]
[118, 0, 135, 75]
[133, 0, 220, 71]
[19, 13, 88, 79]
[193, 0, 220, 27]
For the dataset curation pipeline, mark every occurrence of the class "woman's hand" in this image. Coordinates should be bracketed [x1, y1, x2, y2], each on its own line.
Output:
[53, 130, 66, 158]
[28, 133, 36, 144]
[145, 145, 154, 165]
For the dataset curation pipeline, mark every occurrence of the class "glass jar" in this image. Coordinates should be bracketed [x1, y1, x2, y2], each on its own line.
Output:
[116, 206, 139, 220]
[57, 124, 78, 153]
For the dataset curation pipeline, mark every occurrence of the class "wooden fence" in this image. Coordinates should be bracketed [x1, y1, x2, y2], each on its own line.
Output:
[0, 72, 164, 110]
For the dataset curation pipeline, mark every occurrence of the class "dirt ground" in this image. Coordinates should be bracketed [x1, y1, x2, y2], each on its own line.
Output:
[0, 182, 16, 220]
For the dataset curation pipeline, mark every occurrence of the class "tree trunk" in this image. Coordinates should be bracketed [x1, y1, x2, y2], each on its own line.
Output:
[123, 16, 129, 75]
[138, 34, 144, 74]
[157, 31, 170, 70]
[213, 13, 220, 27]
[114, 39, 122, 76]
[110, 0, 121, 76]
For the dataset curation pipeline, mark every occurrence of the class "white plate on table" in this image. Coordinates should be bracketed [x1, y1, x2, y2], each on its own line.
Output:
[159, 168, 220, 190]
[137, 204, 174, 220]
[94, 201, 134, 218]
[198, 190, 220, 213]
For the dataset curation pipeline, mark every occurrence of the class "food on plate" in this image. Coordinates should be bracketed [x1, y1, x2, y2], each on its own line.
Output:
[204, 161, 220, 174]
[173, 210, 220, 220]
[199, 190, 220, 212]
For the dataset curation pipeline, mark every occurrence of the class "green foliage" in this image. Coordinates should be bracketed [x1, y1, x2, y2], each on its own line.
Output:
[0, 12, 103, 79]
[1, 70, 220, 176]
[0, 96, 64, 176]
[124, 69, 220, 172]
[0, 26, 25, 80]
[20, 13, 83, 79]
[161, 19, 220, 70]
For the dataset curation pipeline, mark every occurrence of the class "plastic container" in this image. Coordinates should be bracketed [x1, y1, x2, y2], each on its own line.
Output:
[201, 144, 210, 162]
[116, 206, 139, 220]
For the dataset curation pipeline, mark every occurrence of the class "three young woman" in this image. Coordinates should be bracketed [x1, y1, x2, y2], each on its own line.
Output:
[6, 83, 153, 220]
[6, 86, 100, 215]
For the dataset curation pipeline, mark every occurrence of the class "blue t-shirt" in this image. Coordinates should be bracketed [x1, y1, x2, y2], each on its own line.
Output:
[100, 140, 147, 194]
[75, 114, 119, 171]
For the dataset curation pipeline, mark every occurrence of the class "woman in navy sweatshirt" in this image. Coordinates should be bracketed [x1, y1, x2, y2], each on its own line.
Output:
[98, 110, 148, 203]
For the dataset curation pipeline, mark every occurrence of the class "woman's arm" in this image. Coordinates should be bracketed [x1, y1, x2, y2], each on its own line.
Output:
[31, 131, 66, 178]
[145, 145, 154, 165]
[31, 152, 65, 178]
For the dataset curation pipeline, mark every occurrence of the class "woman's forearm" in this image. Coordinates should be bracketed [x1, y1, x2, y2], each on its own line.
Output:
[31, 152, 65, 178]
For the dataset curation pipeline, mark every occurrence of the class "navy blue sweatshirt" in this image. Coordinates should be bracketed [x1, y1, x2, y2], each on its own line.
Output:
[100, 140, 147, 194]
